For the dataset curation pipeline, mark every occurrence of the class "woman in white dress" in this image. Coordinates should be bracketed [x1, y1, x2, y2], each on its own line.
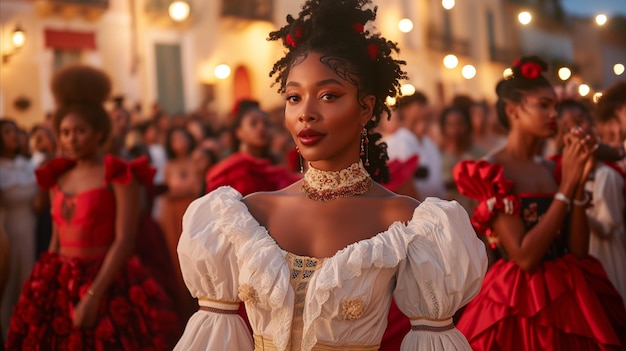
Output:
[174, 0, 487, 350]
[0, 119, 38, 339]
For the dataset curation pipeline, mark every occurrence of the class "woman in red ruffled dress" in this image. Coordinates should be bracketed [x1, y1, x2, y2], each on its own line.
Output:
[6, 65, 180, 350]
[205, 100, 301, 196]
[453, 56, 626, 350]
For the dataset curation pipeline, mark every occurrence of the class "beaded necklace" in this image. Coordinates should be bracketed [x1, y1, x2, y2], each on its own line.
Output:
[301, 161, 372, 202]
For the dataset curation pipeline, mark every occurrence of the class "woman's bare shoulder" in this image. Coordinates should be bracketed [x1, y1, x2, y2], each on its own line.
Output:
[242, 181, 303, 220]
[369, 183, 421, 223]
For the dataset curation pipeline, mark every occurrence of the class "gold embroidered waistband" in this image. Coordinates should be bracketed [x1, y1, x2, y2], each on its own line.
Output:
[198, 297, 240, 311]
[253, 334, 380, 351]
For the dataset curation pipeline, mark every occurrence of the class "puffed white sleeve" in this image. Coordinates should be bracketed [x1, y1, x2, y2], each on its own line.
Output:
[173, 186, 253, 351]
[394, 198, 487, 351]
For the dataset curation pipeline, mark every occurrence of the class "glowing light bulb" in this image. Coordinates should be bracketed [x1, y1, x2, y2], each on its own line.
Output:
[214, 64, 231, 79]
[400, 84, 416, 96]
[12, 29, 25, 48]
[593, 92, 603, 103]
[578, 84, 590, 97]
[398, 18, 414, 33]
[442, 0, 455, 10]
[558, 67, 572, 81]
[462, 65, 476, 79]
[443, 54, 458, 69]
[168, 1, 190, 22]
[518, 11, 532, 25]
[503, 68, 513, 79]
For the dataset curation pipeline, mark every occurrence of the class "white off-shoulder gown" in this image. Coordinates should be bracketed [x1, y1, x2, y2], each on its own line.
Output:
[174, 186, 487, 351]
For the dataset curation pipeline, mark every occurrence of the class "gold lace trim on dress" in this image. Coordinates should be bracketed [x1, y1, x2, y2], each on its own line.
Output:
[285, 252, 323, 350]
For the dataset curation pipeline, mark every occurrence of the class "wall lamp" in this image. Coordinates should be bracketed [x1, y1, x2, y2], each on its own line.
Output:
[2, 25, 26, 64]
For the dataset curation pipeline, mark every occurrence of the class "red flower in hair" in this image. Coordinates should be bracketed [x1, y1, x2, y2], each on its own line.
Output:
[520, 62, 542, 79]
[353, 23, 365, 33]
[286, 34, 296, 47]
[286, 26, 303, 48]
[367, 44, 378, 60]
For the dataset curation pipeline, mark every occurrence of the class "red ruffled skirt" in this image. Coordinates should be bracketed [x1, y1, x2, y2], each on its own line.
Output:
[6, 252, 181, 351]
[457, 254, 626, 350]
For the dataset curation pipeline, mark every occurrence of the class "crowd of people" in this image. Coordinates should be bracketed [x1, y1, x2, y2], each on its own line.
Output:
[1, 0, 626, 349]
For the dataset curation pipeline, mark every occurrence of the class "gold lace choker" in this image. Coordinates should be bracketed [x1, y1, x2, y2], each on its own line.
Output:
[301, 162, 372, 202]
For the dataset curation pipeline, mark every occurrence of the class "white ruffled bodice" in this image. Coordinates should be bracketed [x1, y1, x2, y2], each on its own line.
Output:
[176, 186, 487, 351]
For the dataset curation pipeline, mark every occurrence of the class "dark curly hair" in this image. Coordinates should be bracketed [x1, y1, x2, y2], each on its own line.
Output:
[596, 80, 626, 123]
[495, 56, 553, 131]
[51, 65, 112, 145]
[268, 0, 407, 183]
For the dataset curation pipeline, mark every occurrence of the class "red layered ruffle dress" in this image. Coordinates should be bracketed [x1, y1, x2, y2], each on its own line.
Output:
[453, 160, 626, 351]
[6, 156, 181, 351]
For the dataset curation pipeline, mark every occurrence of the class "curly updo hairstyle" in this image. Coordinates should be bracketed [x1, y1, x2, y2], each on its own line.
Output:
[495, 56, 553, 131]
[268, 0, 407, 183]
[51, 65, 112, 145]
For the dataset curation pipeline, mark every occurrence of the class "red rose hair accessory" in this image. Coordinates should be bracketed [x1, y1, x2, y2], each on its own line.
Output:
[520, 61, 543, 79]
[285, 26, 303, 48]
[367, 44, 378, 60]
[353, 23, 365, 33]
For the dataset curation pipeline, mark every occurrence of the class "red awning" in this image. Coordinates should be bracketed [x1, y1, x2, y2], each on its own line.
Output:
[44, 29, 96, 50]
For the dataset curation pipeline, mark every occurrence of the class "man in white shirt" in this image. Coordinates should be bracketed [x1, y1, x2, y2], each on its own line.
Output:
[379, 108, 420, 198]
[397, 92, 446, 200]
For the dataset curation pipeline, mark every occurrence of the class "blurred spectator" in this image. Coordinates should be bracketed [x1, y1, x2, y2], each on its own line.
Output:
[16, 128, 31, 158]
[470, 100, 507, 152]
[29, 125, 56, 169]
[107, 96, 132, 157]
[378, 108, 420, 199]
[398, 92, 446, 199]
[439, 106, 485, 212]
[205, 100, 300, 196]
[191, 146, 218, 195]
[160, 126, 201, 321]
[556, 99, 626, 302]
[29, 125, 57, 258]
[0, 119, 37, 339]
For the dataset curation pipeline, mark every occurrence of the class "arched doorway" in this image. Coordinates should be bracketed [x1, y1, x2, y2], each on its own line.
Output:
[233, 65, 253, 103]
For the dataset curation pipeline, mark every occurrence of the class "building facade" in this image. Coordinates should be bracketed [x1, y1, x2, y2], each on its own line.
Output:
[1, 0, 624, 127]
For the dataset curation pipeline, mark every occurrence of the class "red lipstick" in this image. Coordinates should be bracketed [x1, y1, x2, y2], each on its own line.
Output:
[298, 128, 325, 146]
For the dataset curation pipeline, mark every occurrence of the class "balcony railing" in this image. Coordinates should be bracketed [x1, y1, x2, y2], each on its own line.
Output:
[426, 27, 471, 56]
[222, 0, 273, 21]
[34, 0, 108, 21]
